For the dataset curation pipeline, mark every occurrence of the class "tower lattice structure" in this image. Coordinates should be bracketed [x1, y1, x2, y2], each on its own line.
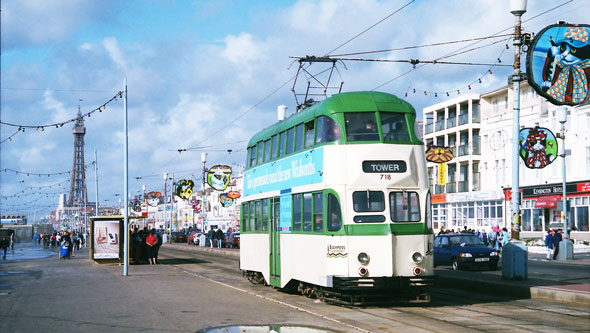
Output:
[68, 107, 87, 207]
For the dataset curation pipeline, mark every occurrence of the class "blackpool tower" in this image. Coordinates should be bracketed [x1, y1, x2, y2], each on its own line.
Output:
[68, 107, 87, 207]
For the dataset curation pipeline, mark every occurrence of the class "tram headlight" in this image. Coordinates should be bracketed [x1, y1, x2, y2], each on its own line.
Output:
[412, 252, 423, 264]
[357, 252, 370, 266]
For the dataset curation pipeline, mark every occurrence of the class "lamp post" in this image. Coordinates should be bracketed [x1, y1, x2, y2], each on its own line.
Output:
[163, 172, 168, 241]
[510, 0, 527, 238]
[557, 106, 568, 237]
[201, 152, 208, 232]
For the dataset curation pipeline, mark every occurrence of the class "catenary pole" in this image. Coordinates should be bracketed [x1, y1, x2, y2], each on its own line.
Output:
[123, 78, 129, 276]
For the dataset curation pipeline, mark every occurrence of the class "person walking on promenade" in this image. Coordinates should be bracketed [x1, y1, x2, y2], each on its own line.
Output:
[553, 228, 563, 260]
[500, 227, 510, 248]
[33, 233, 39, 245]
[488, 227, 498, 250]
[545, 230, 554, 260]
[0, 236, 9, 260]
[207, 226, 215, 248]
[215, 228, 224, 248]
[154, 230, 163, 264]
[146, 229, 158, 265]
[9, 233, 15, 254]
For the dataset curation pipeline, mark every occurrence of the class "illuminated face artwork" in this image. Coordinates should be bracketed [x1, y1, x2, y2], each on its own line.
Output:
[146, 191, 161, 207]
[207, 165, 232, 191]
[527, 24, 590, 106]
[519, 127, 558, 169]
[425, 146, 454, 163]
[175, 179, 194, 200]
[219, 193, 234, 207]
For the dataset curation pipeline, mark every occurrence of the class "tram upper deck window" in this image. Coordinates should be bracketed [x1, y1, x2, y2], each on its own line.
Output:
[305, 121, 314, 147]
[248, 147, 255, 167]
[327, 193, 342, 232]
[271, 134, 278, 159]
[353, 191, 385, 212]
[257, 142, 263, 165]
[295, 124, 304, 151]
[381, 113, 410, 142]
[264, 139, 271, 162]
[345, 112, 380, 142]
[286, 127, 295, 155]
[279, 131, 286, 157]
[316, 116, 341, 144]
[389, 191, 420, 222]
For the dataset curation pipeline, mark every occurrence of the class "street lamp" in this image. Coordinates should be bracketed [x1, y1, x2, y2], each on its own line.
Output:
[163, 172, 168, 241]
[510, 0, 527, 238]
[201, 152, 208, 232]
[557, 106, 574, 260]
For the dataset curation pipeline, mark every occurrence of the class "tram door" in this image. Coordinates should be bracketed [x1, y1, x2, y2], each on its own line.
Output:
[269, 197, 281, 287]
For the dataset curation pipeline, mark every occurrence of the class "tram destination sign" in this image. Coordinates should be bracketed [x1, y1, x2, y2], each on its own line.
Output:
[362, 160, 407, 173]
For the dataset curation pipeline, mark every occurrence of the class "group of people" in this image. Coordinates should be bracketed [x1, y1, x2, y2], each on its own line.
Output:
[206, 226, 225, 248]
[437, 225, 510, 250]
[130, 227, 162, 265]
[544, 229, 564, 260]
[55, 231, 84, 259]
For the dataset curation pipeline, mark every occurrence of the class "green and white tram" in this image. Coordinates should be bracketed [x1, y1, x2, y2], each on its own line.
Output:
[240, 91, 434, 303]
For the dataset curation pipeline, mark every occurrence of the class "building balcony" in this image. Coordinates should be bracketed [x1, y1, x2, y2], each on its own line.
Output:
[446, 182, 457, 193]
[472, 172, 480, 191]
[458, 180, 468, 192]
[447, 117, 456, 128]
[436, 122, 445, 131]
[459, 113, 469, 125]
[425, 123, 433, 134]
[458, 144, 469, 156]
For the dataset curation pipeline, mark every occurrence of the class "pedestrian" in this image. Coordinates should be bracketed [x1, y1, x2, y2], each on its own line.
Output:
[9, 233, 15, 254]
[500, 227, 510, 247]
[0, 236, 9, 260]
[215, 228, 224, 248]
[488, 227, 498, 250]
[545, 230, 554, 260]
[207, 226, 215, 248]
[146, 229, 158, 265]
[33, 233, 39, 244]
[154, 230, 163, 264]
[553, 228, 563, 260]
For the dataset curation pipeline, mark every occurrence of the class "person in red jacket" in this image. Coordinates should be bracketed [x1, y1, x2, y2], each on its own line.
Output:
[146, 229, 158, 265]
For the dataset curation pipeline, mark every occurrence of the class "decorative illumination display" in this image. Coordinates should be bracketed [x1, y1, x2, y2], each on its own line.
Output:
[175, 179, 194, 199]
[146, 191, 161, 207]
[227, 190, 241, 199]
[526, 24, 590, 106]
[188, 198, 202, 213]
[219, 193, 234, 207]
[207, 165, 232, 191]
[425, 146, 454, 163]
[519, 127, 558, 169]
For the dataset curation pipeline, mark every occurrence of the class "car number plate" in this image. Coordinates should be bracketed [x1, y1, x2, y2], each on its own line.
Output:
[475, 257, 489, 262]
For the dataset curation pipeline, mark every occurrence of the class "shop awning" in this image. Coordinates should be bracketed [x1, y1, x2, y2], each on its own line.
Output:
[534, 195, 560, 208]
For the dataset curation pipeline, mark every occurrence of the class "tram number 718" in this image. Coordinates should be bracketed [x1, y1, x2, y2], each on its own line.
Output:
[380, 174, 392, 180]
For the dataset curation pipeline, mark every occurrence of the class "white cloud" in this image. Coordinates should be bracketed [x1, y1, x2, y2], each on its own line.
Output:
[102, 37, 128, 71]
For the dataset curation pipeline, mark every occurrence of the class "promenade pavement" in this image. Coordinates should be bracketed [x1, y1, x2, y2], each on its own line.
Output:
[171, 242, 590, 307]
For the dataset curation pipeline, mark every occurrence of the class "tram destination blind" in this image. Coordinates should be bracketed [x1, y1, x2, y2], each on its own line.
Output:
[362, 160, 407, 173]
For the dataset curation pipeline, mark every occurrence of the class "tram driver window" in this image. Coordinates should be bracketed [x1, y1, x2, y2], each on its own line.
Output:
[389, 191, 421, 222]
[345, 112, 380, 141]
[381, 113, 410, 142]
[353, 191, 385, 212]
[327, 193, 342, 232]
[316, 116, 341, 144]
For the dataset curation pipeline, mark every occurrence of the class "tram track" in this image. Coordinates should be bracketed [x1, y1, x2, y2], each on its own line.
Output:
[158, 246, 590, 332]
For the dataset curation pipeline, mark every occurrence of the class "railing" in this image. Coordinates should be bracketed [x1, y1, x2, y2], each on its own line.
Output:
[425, 123, 433, 134]
[436, 122, 445, 131]
[458, 144, 469, 156]
[472, 172, 480, 191]
[459, 113, 469, 125]
[446, 182, 457, 193]
[458, 180, 468, 192]
[447, 117, 456, 128]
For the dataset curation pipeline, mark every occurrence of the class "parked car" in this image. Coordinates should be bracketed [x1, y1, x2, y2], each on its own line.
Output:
[171, 232, 187, 243]
[433, 234, 499, 270]
[223, 232, 240, 248]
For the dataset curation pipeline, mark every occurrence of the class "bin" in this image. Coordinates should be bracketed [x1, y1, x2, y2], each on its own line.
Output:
[557, 240, 574, 260]
[501, 241, 528, 280]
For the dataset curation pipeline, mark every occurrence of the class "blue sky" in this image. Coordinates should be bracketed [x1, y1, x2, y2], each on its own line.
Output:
[1, 0, 588, 219]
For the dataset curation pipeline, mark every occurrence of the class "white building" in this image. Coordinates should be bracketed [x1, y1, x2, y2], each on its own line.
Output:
[423, 82, 590, 240]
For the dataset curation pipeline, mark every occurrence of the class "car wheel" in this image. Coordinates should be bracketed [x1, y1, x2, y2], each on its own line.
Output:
[452, 258, 460, 271]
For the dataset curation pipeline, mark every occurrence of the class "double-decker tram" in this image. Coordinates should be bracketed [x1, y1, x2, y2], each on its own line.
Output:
[240, 91, 434, 305]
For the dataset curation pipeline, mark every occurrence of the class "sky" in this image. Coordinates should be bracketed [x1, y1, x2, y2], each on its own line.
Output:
[1, 0, 588, 220]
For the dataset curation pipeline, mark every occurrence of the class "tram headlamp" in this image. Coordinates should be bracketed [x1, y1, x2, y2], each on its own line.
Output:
[357, 252, 370, 266]
[412, 252, 423, 264]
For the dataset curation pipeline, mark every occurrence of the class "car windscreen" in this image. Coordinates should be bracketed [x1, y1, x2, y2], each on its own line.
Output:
[448, 235, 484, 246]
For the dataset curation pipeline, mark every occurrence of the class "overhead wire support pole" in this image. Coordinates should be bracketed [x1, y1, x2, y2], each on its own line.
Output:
[123, 78, 129, 276]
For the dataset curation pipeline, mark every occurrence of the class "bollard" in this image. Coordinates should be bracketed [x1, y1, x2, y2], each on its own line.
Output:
[557, 239, 574, 260]
[502, 241, 528, 280]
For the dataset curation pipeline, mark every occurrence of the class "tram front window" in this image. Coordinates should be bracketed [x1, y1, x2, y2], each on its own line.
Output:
[345, 112, 379, 142]
[381, 113, 410, 142]
[316, 116, 341, 144]
[389, 191, 421, 222]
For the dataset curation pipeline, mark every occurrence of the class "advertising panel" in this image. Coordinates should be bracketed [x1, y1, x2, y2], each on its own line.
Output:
[93, 220, 120, 259]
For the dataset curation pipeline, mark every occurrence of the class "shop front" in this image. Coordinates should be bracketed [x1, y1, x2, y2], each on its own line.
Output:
[431, 190, 505, 233]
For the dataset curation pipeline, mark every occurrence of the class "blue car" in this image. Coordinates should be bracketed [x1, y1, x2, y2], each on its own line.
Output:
[433, 234, 499, 271]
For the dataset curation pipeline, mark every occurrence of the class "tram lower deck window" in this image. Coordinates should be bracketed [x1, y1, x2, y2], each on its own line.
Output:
[353, 191, 385, 212]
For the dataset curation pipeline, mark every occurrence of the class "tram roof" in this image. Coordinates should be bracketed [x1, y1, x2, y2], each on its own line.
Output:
[248, 91, 416, 147]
